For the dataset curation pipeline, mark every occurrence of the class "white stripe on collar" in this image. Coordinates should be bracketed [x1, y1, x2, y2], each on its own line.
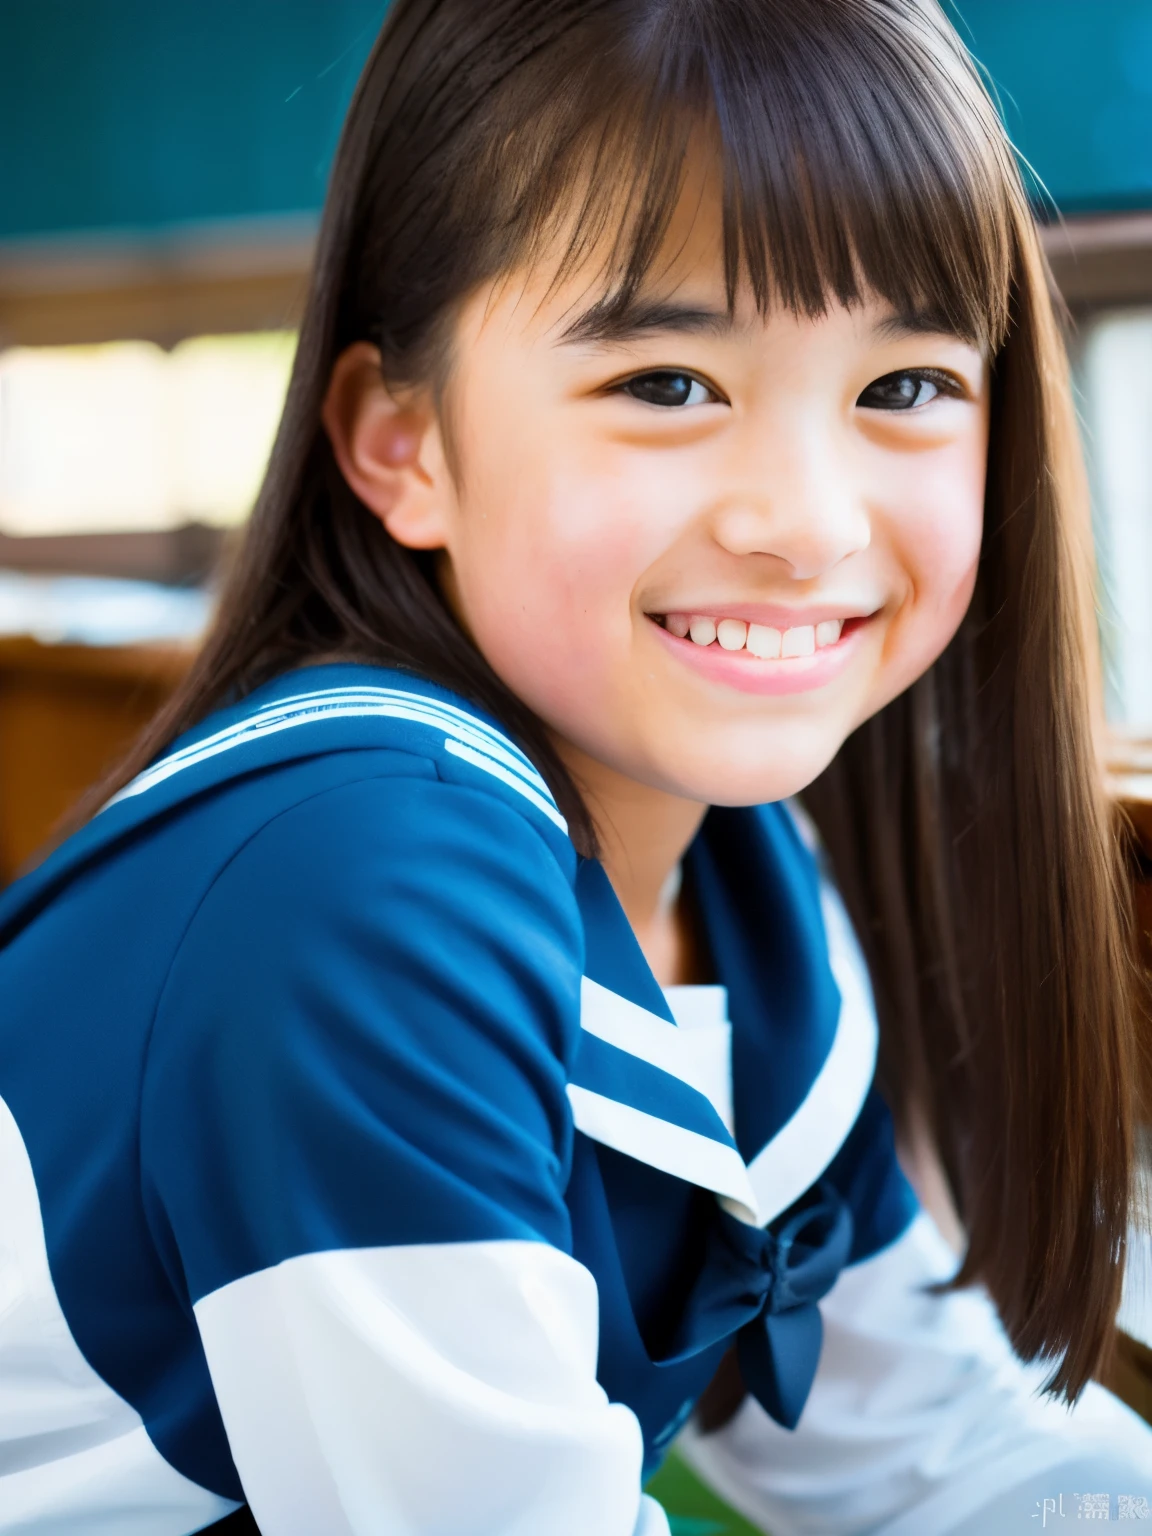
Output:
[747, 874, 879, 1226]
[572, 978, 757, 1222]
[573, 977, 758, 1223]
[273, 686, 545, 786]
[106, 685, 567, 833]
[579, 978, 724, 1098]
[572, 856, 876, 1231]
[663, 984, 735, 1136]
[566, 1086, 760, 1225]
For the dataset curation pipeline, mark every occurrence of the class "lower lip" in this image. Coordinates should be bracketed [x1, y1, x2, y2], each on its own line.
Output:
[649, 616, 870, 696]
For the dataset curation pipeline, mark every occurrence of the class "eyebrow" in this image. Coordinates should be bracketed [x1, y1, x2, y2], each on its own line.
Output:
[557, 295, 979, 348]
[557, 296, 736, 347]
[872, 308, 977, 345]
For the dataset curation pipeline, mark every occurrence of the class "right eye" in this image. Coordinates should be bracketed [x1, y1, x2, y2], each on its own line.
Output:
[619, 371, 718, 408]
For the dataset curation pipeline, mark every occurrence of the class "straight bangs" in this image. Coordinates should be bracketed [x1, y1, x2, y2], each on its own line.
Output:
[387, 0, 1023, 371]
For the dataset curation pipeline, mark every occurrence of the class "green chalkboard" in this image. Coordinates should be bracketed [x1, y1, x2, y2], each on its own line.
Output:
[952, 0, 1152, 214]
[0, 0, 387, 239]
[0, 6, 1148, 241]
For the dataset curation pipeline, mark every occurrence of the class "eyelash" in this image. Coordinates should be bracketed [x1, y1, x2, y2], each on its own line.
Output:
[909, 367, 965, 393]
[613, 370, 722, 409]
[857, 367, 967, 410]
[612, 365, 967, 411]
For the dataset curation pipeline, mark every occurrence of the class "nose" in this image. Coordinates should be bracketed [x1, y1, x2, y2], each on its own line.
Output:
[708, 425, 872, 580]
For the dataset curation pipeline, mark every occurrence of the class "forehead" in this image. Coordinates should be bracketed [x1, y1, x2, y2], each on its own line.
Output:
[473, 138, 985, 357]
[471, 260, 979, 362]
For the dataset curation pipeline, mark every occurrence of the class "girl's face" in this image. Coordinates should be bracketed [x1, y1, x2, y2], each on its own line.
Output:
[431, 253, 987, 809]
[338, 197, 989, 810]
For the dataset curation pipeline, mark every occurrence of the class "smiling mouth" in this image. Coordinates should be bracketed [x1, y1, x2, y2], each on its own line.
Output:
[651, 611, 866, 658]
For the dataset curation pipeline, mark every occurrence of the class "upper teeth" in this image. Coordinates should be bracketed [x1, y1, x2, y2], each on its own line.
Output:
[666, 614, 844, 655]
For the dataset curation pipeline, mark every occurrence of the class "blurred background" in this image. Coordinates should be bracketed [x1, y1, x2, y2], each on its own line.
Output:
[2, 6, 1152, 1530]
[0, 0, 389, 882]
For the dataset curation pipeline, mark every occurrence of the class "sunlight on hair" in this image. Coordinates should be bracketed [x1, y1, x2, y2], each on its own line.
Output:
[0, 332, 295, 536]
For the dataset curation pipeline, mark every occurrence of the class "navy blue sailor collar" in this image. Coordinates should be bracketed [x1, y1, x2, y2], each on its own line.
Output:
[571, 809, 875, 1432]
[0, 663, 878, 1232]
[570, 804, 879, 1230]
[691, 804, 880, 1222]
[0, 664, 573, 943]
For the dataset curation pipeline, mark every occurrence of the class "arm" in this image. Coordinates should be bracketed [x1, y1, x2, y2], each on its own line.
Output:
[142, 774, 668, 1536]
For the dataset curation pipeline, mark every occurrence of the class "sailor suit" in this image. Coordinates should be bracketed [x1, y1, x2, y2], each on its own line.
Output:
[0, 664, 1147, 1534]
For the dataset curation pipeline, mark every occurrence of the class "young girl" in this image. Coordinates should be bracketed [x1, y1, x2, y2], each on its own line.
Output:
[2, 1, 1151, 1531]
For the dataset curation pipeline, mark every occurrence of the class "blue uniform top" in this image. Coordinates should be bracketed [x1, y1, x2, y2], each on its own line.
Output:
[0, 664, 920, 1534]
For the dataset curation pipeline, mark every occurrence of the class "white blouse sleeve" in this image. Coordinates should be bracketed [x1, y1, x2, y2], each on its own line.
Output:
[195, 1238, 668, 1536]
[676, 1212, 1152, 1535]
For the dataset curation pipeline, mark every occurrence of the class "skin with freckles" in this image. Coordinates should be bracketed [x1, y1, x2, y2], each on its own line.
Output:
[322, 174, 989, 980]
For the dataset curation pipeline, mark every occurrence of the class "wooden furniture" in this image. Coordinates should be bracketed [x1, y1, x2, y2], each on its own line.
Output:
[0, 636, 189, 884]
[0, 217, 313, 351]
[0, 527, 226, 586]
[1041, 214, 1152, 311]
[0, 213, 1142, 356]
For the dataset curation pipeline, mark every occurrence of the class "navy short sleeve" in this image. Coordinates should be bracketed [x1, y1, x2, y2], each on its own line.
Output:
[140, 775, 585, 1306]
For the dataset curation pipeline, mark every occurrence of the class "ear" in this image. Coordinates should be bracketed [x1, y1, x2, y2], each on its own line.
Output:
[321, 341, 451, 550]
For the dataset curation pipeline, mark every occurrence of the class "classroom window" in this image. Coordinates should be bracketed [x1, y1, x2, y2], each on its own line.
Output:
[0, 331, 295, 537]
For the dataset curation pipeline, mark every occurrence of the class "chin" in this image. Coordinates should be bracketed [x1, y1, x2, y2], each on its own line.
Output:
[649, 739, 847, 810]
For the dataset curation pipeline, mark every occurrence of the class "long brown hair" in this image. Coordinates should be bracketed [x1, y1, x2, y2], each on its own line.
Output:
[91, 0, 1135, 1401]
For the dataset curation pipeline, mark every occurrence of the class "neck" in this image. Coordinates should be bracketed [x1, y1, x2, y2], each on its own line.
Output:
[555, 739, 708, 985]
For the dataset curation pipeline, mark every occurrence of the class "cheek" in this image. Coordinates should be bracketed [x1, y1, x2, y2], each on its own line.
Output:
[447, 434, 672, 704]
[882, 445, 985, 676]
[906, 486, 982, 608]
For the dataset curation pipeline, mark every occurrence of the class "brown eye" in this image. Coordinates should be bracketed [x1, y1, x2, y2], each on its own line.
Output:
[622, 371, 714, 408]
[857, 371, 942, 411]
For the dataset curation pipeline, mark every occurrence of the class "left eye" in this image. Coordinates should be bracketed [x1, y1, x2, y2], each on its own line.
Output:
[621, 371, 715, 408]
[856, 371, 946, 411]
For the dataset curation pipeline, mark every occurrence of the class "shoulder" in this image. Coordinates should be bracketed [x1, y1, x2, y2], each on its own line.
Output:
[143, 770, 586, 1298]
[0, 662, 576, 948]
[182, 766, 584, 993]
[167, 664, 585, 986]
[139, 665, 588, 1078]
[129, 662, 573, 851]
[140, 670, 589, 1101]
